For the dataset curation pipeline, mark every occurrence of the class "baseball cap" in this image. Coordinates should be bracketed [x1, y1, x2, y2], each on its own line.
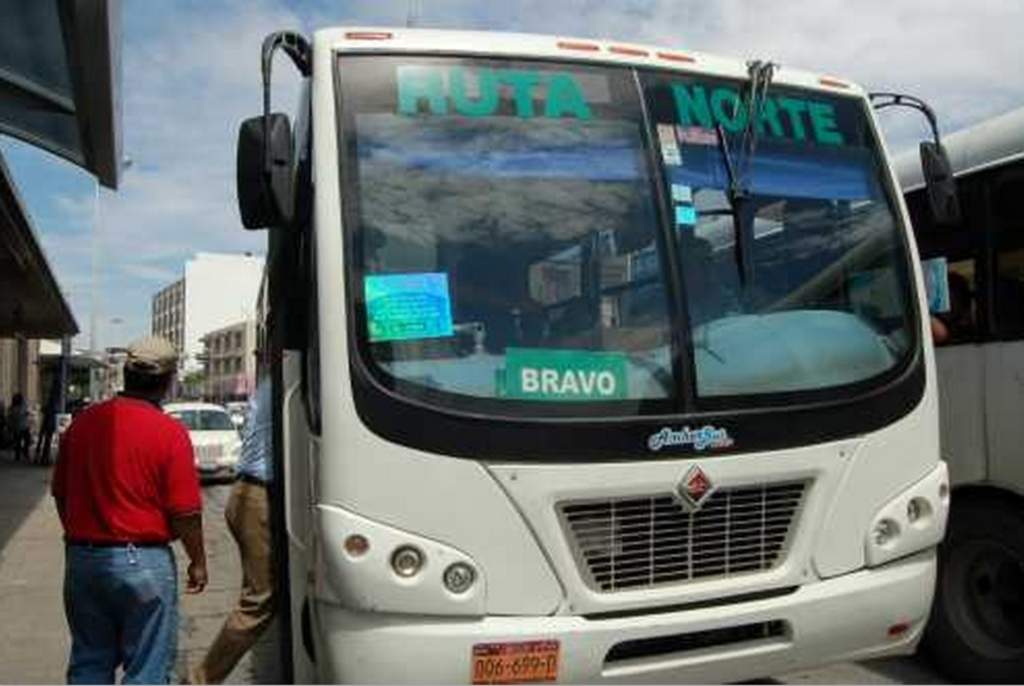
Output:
[124, 335, 178, 375]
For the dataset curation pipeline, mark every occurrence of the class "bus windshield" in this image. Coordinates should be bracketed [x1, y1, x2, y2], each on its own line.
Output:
[338, 55, 915, 416]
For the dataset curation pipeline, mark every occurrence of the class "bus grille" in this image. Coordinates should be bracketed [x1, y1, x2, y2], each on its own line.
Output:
[559, 482, 806, 592]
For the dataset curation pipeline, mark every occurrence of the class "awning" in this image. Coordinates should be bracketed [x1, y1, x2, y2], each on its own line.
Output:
[0, 0, 122, 189]
[0, 149, 77, 336]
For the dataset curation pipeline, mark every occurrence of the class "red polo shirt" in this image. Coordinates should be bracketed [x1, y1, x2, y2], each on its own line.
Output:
[52, 396, 201, 543]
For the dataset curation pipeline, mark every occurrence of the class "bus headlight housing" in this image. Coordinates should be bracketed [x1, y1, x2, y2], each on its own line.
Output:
[866, 462, 949, 567]
[316, 503, 486, 616]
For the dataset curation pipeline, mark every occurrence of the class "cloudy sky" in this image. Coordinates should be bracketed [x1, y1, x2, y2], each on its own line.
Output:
[1, 0, 1021, 349]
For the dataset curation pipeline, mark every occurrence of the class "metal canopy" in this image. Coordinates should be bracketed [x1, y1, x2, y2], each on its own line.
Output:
[0, 150, 77, 336]
[0, 0, 122, 189]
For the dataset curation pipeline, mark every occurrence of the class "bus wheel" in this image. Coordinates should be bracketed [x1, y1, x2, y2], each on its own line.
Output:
[922, 498, 1024, 683]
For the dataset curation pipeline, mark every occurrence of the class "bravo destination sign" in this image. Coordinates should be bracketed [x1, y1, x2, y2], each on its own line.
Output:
[504, 347, 627, 401]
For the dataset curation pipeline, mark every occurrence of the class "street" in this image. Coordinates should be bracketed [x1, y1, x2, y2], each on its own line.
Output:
[0, 452, 948, 684]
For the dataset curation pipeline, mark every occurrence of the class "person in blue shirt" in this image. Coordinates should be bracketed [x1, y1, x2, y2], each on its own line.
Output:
[190, 368, 274, 684]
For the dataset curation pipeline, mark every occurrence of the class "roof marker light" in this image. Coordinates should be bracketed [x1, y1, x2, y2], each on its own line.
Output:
[557, 40, 601, 52]
[345, 31, 393, 40]
[609, 45, 649, 57]
[657, 51, 696, 64]
[819, 77, 850, 89]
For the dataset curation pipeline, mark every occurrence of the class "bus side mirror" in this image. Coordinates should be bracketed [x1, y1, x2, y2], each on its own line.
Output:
[237, 113, 294, 229]
[920, 141, 961, 227]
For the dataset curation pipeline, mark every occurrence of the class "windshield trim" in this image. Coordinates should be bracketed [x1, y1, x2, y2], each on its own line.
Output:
[332, 52, 924, 457]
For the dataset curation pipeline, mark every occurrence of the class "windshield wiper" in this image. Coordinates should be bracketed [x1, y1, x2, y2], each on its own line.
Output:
[714, 60, 777, 294]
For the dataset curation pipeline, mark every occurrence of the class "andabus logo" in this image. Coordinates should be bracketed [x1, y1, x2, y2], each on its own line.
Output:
[647, 425, 734, 452]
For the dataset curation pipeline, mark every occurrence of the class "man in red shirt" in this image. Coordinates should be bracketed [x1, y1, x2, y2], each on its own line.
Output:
[53, 336, 207, 684]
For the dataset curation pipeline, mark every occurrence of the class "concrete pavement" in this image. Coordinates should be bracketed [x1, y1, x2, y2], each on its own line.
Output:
[0, 454, 278, 684]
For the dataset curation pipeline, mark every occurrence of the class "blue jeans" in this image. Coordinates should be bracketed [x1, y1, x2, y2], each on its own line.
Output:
[63, 544, 178, 684]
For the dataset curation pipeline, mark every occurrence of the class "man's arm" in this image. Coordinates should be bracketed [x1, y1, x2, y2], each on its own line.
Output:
[164, 424, 207, 593]
[170, 512, 208, 594]
[51, 426, 70, 528]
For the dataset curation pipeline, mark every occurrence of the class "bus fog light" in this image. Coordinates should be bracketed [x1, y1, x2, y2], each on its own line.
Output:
[443, 562, 476, 594]
[391, 545, 424, 578]
[907, 497, 931, 525]
[344, 534, 370, 557]
[873, 519, 900, 547]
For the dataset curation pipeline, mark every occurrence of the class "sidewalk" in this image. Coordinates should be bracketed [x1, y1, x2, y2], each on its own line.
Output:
[0, 453, 277, 684]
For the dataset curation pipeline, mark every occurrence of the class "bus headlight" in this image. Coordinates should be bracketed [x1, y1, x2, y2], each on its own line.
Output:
[391, 546, 425, 578]
[866, 462, 949, 567]
[443, 562, 476, 594]
[317, 503, 486, 616]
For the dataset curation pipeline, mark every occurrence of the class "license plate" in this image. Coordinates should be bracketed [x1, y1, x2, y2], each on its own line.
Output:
[471, 640, 559, 684]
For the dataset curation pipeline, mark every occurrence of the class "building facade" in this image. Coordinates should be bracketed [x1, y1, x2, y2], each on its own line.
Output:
[149, 253, 264, 373]
[151, 278, 185, 356]
[201, 319, 257, 402]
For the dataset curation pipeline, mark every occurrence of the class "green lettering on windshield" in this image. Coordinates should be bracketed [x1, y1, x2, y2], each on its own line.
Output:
[451, 67, 499, 117]
[500, 70, 541, 117]
[397, 66, 448, 115]
[669, 82, 845, 146]
[397, 66, 592, 120]
[671, 84, 713, 128]
[710, 88, 747, 133]
[545, 73, 592, 119]
[776, 97, 809, 141]
[755, 98, 784, 137]
[807, 101, 844, 145]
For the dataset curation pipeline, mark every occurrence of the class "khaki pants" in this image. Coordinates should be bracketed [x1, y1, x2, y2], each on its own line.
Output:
[192, 481, 274, 684]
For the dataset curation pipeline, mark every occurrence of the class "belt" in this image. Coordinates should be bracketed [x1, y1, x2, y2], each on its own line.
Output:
[238, 473, 268, 488]
[67, 539, 169, 548]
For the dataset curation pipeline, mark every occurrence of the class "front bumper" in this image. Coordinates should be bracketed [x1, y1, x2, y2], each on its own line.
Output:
[315, 551, 935, 684]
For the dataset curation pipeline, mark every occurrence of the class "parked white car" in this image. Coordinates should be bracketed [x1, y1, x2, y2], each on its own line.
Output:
[165, 402, 242, 481]
[224, 401, 250, 430]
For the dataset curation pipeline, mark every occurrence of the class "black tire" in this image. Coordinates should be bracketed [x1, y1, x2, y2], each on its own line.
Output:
[922, 497, 1024, 682]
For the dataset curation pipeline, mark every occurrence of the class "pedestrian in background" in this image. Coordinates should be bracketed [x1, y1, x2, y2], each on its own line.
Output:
[8, 393, 30, 461]
[52, 336, 208, 684]
[35, 373, 61, 465]
[190, 358, 275, 684]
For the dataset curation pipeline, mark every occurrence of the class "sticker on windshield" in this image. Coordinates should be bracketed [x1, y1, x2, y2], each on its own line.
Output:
[657, 124, 682, 166]
[677, 125, 718, 146]
[675, 204, 697, 226]
[922, 257, 950, 314]
[671, 184, 693, 203]
[503, 348, 627, 401]
[364, 272, 454, 342]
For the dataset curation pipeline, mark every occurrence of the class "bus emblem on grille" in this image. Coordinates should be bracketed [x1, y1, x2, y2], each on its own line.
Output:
[678, 466, 715, 509]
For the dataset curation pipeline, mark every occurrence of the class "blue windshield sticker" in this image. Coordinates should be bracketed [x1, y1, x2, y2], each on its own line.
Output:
[364, 272, 454, 342]
[922, 257, 950, 314]
[671, 184, 693, 203]
[675, 204, 698, 226]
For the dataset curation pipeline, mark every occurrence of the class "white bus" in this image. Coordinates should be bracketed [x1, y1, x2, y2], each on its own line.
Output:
[897, 106, 1024, 682]
[239, 28, 951, 684]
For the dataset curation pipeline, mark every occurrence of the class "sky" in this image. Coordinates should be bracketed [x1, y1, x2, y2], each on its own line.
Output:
[1, 0, 1021, 350]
